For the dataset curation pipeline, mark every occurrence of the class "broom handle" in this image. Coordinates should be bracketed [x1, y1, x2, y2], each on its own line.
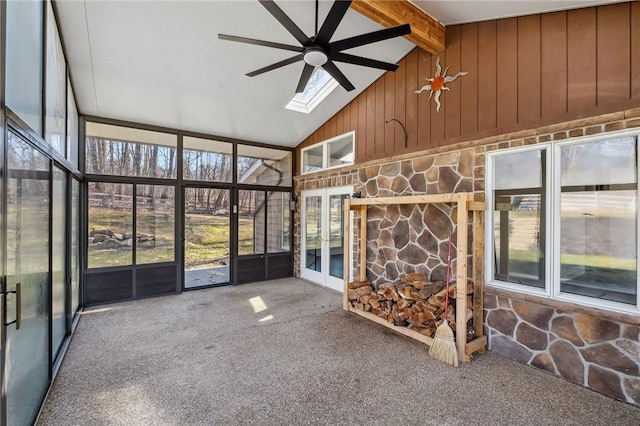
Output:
[444, 233, 452, 319]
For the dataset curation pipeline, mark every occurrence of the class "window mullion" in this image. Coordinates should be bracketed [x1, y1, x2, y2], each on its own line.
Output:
[550, 144, 559, 299]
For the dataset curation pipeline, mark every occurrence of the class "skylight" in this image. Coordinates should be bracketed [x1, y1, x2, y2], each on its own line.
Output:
[285, 68, 339, 114]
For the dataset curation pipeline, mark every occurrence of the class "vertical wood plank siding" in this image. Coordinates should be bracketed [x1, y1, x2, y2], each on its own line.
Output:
[633, 2, 640, 99]
[460, 23, 478, 137]
[296, 3, 639, 169]
[567, 8, 597, 112]
[477, 21, 497, 132]
[541, 12, 568, 118]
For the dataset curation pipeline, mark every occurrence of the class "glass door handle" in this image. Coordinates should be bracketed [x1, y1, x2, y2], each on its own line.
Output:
[5, 283, 22, 330]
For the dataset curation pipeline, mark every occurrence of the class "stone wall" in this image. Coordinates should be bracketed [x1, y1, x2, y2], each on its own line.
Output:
[293, 107, 640, 405]
[355, 151, 475, 287]
[485, 289, 640, 405]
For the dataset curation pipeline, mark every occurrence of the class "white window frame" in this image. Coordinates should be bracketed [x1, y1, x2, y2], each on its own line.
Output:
[300, 131, 355, 175]
[485, 129, 640, 315]
[485, 144, 553, 298]
[285, 69, 339, 114]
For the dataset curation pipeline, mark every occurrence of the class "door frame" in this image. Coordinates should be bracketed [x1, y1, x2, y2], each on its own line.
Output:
[182, 184, 234, 290]
[300, 186, 352, 292]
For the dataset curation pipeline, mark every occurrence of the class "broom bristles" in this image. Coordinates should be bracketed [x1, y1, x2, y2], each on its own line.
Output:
[429, 320, 459, 367]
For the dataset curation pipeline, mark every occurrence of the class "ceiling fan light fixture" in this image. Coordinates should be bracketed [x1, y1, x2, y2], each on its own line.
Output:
[303, 48, 328, 66]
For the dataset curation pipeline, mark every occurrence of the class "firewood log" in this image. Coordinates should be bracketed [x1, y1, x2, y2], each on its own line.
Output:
[422, 310, 436, 321]
[369, 299, 380, 309]
[397, 308, 411, 321]
[418, 281, 446, 299]
[360, 294, 374, 305]
[396, 298, 412, 310]
[433, 284, 456, 304]
[414, 301, 437, 313]
[348, 280, 371, 290]
[378, 286, 399, 301]
[397, 286, 416, 300]
[408, 312, 425, 325]
[428, 295, 445, 310]
[411, 281, 426, 290]
[348, 285, 373, 301]
[403, 272, 427, 282]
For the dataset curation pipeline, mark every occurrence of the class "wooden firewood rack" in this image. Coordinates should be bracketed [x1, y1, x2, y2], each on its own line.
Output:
[343, 192, 487, 363]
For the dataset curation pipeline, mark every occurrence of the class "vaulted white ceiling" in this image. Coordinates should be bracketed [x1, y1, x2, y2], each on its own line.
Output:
[55, 0, 623, 148]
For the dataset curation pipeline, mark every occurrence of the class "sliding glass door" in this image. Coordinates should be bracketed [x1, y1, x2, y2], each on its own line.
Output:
[5, 131, 51, 426]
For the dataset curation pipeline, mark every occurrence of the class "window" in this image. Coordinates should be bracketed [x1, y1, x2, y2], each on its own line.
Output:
[45, 1, 66, 155]
[67, 82, 79, 168]
[301, 131, 355, 174]
[487, 132, 639, 312]
[88, 183, 176, 268]
[85, 122, 177, 178]
[183, 137, 232, 182]
[267, 192, 290, 253]
[281, 194, 292, 251]
[88, 183, 133, 268]
[238, 190, 265, 255]
[237, 144, 292, 187]
[492, 148, 548, 288]
[558, 138, 637, 305]
[6, 0, 44, 134]
[285, 68, 338, 114]
[136, 185, 175, 265]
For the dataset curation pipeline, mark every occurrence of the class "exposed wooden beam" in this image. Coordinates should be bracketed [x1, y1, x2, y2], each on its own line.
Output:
[350, 0, 445, 55]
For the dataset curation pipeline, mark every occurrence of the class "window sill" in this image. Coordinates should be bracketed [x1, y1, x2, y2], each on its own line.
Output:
[485, 285, 640, 326]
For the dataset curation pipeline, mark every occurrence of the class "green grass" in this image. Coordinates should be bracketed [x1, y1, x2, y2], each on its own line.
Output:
[503, 249, 636, 271]
[88, 207, 255, 269]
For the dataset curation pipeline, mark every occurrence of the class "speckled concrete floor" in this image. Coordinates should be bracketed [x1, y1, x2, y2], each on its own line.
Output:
[38, 278, 640, 426]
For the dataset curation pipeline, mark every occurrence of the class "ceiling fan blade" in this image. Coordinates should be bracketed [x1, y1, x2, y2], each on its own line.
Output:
[218, 34, 303, 53]
[296, 64, 315, 93]
[330, 24, 411, 52]
[322, 61, 355, 92]
[330, 52, 399, 71]
[258, 0, 309, 45]
[246, 54, 303, 77]
[315, 0, 352, 45]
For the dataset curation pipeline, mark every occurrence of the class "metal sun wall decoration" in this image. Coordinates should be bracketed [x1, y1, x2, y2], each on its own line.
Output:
[414, 57, 467, 112]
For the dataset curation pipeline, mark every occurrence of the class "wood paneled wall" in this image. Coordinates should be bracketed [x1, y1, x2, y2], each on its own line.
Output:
[296, 2, 640, 171]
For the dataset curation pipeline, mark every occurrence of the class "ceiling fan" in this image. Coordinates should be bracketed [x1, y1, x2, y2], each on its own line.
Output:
[218, 0, 412, 93]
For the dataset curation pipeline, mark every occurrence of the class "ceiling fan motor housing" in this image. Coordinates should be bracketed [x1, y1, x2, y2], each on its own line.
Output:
[303, 47, 329, 66]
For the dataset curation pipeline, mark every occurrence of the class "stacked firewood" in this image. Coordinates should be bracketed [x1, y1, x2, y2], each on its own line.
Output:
[348, 273, 473, 338]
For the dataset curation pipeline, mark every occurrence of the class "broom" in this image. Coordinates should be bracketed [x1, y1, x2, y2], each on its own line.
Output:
[428, 233, 459, 367]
